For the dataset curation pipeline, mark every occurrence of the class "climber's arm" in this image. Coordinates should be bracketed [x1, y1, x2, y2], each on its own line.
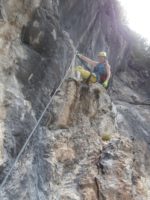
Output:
[78, 54, 98, 67]
[105, 61, 111, 81]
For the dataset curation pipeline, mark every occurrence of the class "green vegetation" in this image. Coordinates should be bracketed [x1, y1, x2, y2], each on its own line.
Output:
[101, 133, 111, 141]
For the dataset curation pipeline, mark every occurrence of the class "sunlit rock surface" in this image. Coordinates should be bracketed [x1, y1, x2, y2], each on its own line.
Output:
[0, 0, 149, 199]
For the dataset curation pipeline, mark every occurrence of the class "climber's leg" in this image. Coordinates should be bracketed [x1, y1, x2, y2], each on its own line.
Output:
[75, 66, 96, 83]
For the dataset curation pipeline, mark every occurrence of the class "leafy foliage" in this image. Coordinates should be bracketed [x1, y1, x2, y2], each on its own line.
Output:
[102, 133, 111, 142]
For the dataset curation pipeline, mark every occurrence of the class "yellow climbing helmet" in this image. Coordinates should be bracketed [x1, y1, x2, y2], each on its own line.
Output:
[98, 51, 107, 57]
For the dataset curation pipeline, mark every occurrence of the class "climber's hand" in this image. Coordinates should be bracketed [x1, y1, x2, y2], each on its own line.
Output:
[102, 80, 109, 88]
[76, 52, 82, 58]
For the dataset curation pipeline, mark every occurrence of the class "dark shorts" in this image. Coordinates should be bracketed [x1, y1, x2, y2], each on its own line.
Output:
[99, 75, 107, 83]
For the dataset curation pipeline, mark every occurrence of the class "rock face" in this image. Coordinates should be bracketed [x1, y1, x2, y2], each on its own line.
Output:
[0, 0, 149, 199]
[0, 81, 131, 199]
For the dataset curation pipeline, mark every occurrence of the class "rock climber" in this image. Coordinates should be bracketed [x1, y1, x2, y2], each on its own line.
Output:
[76, 51, 111, 89]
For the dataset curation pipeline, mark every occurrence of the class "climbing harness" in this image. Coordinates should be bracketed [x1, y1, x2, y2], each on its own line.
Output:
[0, 53, 76, 190]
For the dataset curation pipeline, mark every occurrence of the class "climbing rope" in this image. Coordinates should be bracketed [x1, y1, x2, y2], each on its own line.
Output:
[0, 53, 77, 190]
[0, 9, 100, 190]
